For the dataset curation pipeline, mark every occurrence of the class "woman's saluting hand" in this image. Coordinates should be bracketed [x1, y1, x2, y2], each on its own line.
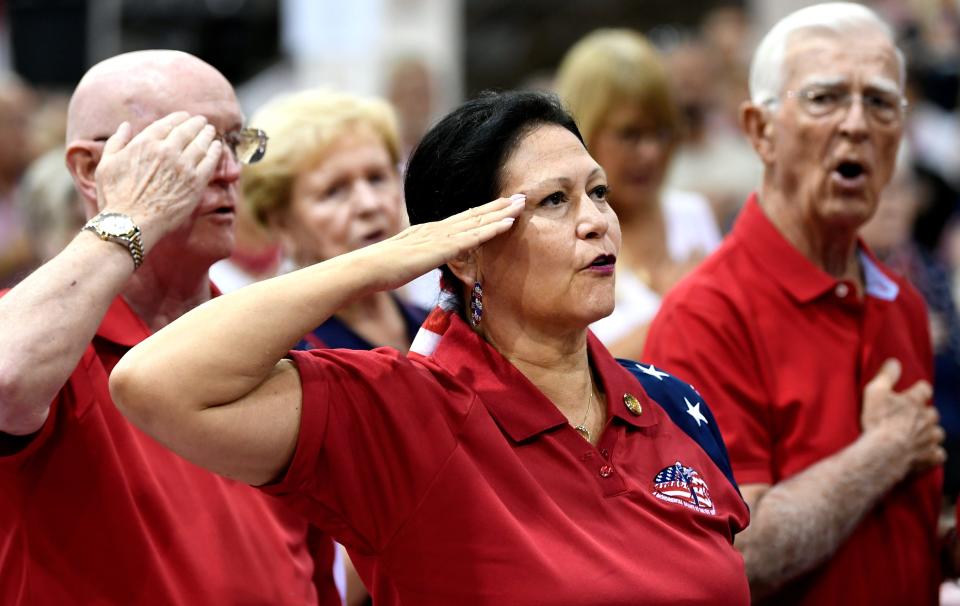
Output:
[351, 194, 525, 293]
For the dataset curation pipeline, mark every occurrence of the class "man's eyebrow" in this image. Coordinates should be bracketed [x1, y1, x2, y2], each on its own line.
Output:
[799, 75, 901, 95]
[798, 75, 848, 88]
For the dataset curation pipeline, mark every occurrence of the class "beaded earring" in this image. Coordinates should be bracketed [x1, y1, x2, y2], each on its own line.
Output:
[469, 281, 484, 327]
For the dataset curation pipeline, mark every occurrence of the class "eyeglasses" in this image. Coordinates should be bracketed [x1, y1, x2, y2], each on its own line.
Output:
[221, 128, 268, 164]
[786, 85, 908, 125]
[92, 127, 268, 164]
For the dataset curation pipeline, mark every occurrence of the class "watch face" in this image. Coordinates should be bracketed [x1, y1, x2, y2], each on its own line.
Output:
[100, 214, 134, 237]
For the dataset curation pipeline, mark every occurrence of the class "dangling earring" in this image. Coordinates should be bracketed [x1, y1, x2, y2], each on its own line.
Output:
[469, 281, 484, 328]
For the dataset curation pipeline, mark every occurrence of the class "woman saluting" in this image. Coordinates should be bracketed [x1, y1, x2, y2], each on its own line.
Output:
[110, 91, 749, 605]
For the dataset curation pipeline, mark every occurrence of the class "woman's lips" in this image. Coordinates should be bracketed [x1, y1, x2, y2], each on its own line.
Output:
[586, 254, 617, 275]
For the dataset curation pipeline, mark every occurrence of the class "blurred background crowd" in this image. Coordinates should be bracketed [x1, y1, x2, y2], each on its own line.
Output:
[4, 0, 960, 506]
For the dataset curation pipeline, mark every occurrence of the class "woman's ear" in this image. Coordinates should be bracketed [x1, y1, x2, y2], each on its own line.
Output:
[447, 249, 480, 286]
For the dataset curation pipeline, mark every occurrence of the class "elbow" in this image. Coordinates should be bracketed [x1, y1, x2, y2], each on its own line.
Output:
[109, 355, 159, 430]
[740, 545, 781, 602]
[0, 364, 49, 435]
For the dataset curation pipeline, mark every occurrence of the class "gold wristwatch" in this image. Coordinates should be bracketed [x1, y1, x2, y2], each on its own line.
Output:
[83, 212, 145, 270]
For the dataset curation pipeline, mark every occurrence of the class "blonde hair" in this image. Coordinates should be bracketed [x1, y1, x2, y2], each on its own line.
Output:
[555, 28, 680, 145]
[242, 89, 401, 224]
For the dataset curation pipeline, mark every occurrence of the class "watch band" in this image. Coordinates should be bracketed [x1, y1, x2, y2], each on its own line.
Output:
[82, 213, 145, 270]
[125, 228, 145, 269]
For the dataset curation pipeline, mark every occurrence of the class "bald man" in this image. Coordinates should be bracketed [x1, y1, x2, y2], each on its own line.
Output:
[0, 51, 339, 604]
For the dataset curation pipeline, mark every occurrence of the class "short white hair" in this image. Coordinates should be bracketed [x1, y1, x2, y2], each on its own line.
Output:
[749, 2, 905, 106]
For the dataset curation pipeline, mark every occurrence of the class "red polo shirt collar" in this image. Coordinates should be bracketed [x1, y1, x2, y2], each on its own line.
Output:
[737, 194, 891, 304]
[431, 316, 658, 442]
[737, 194, 837, 303]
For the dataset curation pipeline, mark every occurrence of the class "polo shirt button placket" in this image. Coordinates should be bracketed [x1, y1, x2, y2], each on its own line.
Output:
[835, 283, 849, 298]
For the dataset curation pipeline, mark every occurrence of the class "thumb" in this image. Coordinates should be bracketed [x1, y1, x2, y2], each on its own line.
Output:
[103, 121, 133, 155]
[868, 358, 902, 392]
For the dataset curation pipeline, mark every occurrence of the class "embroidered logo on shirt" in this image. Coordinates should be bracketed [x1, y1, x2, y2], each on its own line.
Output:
[652, 461, 715, 515]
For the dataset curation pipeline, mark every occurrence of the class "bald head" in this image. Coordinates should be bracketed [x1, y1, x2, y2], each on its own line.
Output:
[67, 50, 240, 143]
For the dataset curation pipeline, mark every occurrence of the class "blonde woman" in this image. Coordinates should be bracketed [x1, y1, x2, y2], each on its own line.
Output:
[244, 90, 427, 353]
[556, 29, 722, 358]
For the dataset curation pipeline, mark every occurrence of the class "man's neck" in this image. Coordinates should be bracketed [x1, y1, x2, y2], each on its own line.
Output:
[121, 258, 214, 333]
[758, 186, 862, 284]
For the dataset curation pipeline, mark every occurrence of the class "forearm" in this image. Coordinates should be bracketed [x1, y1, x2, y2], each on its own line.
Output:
[0, 232, 132, 434]
[112, 250, 376, 417]
[739, 428, 911, 598]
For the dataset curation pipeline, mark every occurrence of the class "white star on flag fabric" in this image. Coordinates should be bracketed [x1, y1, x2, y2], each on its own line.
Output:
[684, 397, 708, 427]
[636, 363, 669, 380]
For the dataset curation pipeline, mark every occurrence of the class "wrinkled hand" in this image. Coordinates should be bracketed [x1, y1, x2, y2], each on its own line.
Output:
[862, 358, 944, 473]
[352, 194, 527, 292]
[95, 112, 222, 251]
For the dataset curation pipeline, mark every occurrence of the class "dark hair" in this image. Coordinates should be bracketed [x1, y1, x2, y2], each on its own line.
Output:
[404, 90, 584, 308]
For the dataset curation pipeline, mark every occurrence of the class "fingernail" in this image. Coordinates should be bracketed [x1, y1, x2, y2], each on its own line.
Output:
[509, 193, 526, 203]
[501, 217, 516, 226]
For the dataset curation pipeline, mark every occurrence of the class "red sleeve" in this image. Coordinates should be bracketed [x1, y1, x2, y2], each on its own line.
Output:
[0, 346, 100, 466]
[643, 284, 776, 486]
[260, 347, 475, 556]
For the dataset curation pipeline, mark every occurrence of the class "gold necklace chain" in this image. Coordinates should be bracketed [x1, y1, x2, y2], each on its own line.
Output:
[574, 384, 595, 441]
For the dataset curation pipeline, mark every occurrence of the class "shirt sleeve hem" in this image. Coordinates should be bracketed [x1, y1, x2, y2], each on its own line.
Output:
[258, 350, 331, 495]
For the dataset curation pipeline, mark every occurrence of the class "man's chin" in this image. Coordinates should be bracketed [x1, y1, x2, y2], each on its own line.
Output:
[822, 199, 876, 231]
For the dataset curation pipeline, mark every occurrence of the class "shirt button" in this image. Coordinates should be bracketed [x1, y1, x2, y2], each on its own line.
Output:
[599, 465, 614, 478]
[600, 448, 610, 459]
[835, 283, 849, 298]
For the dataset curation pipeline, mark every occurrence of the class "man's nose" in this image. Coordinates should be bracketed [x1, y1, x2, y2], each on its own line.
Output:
[838, 94, 870, 140]
[213, 143, 241, 183]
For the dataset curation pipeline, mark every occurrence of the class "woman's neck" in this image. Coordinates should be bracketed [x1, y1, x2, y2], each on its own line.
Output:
[483, 317, 595, 418]
[334, 290, 412, 351]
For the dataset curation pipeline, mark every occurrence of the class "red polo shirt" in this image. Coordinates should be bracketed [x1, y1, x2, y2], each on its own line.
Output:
[0, 294, 335, 605]
[263, 315, 750, 605]
[643, 195, 942, 605]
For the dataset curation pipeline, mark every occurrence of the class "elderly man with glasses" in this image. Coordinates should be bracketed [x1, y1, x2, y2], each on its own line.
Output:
[644, 4, 948, 605]
[0, 50, 340, 605]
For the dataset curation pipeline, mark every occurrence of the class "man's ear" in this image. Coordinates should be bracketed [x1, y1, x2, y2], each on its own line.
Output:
[65, 142, 101, 217]
[447, 249, 480, 287]
[740, 101, 776, 165]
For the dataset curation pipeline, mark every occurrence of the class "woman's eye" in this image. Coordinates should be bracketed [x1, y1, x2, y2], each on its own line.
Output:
[590, 185, 609, 200]
[323, 182, 349, 200]
[540, 191, 566, 207]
